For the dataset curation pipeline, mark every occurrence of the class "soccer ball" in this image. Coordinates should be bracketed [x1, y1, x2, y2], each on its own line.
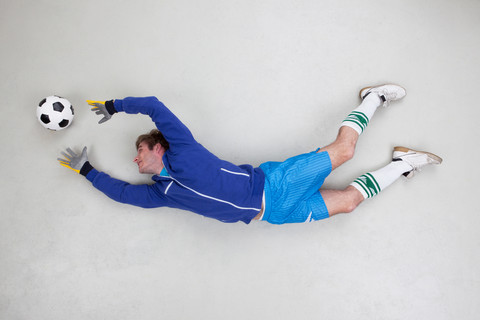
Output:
[37, 95, 74, 131]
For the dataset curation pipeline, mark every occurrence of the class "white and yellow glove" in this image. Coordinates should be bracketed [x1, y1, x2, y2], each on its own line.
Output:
[87, 100, 116, 124]
[57, 147, 88, 174]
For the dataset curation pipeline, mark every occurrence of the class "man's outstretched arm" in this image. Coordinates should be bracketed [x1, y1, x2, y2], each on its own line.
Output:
[57, 146, 167, 208]
[87, 97, 196, 148]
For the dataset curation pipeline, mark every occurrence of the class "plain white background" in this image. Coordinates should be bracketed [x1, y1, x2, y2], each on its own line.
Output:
[1, 0, 479, 319]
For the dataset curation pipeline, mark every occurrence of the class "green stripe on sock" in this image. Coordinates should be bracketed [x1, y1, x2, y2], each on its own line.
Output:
[353, 177, 373, 198]
[353, 179, 372, 198]
[342, 111, 369, 133]
[354, 174, 380, 198]
[342, 119, 365, 132]
[351, 111, 369, 125]
[365, 173, 381, 193]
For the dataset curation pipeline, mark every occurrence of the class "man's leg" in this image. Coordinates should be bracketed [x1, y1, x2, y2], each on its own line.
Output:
[320, 84, 407, 170]
[321, 147, 443, 216]
[320, 126, 359, 171]
[320, 186, 365, 216]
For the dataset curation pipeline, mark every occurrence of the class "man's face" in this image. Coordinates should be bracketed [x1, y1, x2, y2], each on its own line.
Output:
[134, 141, 162, 174]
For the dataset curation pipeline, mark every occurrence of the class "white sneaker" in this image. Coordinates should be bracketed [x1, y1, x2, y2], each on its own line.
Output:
[392, 146, 443, 179]
[360, 84, 407, 107]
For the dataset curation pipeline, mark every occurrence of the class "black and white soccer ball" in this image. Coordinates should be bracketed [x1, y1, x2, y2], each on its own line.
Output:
[37, 95, 74, 131]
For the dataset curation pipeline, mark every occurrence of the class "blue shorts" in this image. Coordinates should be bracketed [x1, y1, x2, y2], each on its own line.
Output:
[260, 150, 332, 224]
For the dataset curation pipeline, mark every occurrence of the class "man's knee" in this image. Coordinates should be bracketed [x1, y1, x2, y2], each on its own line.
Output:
[343, 199, 358, 213]
[335, 140, 356, 166]
[343, 186, 364, 213]
[341, 144, 355, 163]
[322, 187, 363, 216]
[322, 140, 355, 170]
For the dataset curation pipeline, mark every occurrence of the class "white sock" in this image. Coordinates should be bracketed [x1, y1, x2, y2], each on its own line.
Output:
[350, 160, 413, 199]
[341, 93, 382, 135]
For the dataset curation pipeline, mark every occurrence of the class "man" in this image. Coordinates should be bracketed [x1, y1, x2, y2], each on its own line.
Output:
[57, 84, 442, 224]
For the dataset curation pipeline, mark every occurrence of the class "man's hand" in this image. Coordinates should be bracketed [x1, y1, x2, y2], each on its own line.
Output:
[57, 147, 88, 174]
[87, 100, 115, 124]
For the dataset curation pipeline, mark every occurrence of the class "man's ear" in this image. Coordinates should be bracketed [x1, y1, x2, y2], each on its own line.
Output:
[153, 143, 164, 154]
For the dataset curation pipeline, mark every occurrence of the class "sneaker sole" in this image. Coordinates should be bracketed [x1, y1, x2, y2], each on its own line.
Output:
[393, 146, 443, 164]
[359, 83, 406, 100]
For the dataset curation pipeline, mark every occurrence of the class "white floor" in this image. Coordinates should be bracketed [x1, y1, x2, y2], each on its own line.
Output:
[1, 0, 479, 319]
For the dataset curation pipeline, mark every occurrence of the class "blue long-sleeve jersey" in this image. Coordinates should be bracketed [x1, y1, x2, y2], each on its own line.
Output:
[84, 97, 265, 224]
